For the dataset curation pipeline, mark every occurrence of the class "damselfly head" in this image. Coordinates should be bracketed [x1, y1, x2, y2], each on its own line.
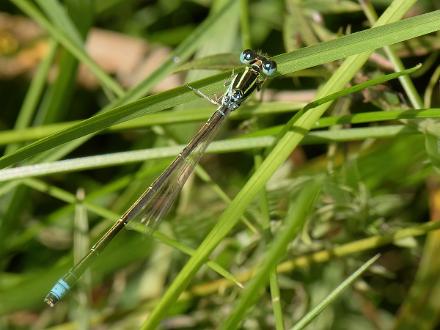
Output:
[240, 49, 277, 76]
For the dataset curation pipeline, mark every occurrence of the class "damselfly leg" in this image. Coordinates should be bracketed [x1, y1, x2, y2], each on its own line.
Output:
[186, 83, 222, 106]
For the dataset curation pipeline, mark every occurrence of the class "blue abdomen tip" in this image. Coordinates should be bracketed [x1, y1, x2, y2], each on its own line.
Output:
[50, 279, 70, 300]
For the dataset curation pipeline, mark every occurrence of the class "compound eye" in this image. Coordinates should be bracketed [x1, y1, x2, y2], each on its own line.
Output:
[240, 49, 257, 64]
[262, 60, 277, 76]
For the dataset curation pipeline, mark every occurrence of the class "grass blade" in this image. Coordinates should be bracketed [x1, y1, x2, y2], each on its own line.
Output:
[290, 254, 380, 330]
[221, 181, 321, 330]
[303, 64, 421, 111]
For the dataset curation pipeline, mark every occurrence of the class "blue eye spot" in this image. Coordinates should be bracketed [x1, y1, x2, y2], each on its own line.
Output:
[262, 60, 277, 76]
[240, 49, 256, 64]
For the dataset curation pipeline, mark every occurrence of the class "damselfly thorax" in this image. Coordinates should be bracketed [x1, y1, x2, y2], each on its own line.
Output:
[222, 51, 276, 110]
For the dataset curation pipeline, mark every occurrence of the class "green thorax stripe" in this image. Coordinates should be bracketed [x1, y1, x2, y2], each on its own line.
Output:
[233, 66, 260, 98]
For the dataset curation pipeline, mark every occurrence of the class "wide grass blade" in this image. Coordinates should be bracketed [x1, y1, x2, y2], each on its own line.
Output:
[1, 9, 439, 169]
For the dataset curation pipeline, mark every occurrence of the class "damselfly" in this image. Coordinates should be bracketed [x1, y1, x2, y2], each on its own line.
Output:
[44, 49, 277, 307]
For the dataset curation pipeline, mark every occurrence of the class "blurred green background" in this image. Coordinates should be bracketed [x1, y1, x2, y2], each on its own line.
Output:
[0, 0, 440, 329]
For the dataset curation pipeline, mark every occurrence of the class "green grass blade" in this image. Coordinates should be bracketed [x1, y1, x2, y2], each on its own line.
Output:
[303, 64, 421, 111]
[274, 9, 440, 75]
[240, 0, 251, 49]
[35, 49, 82, 124]
[361, 0, 424, 109]
[249, 108, 440, 137]
[0, 124, 421, 182]
[221, 181, 321, 330]
[424, 65, 440, 108]
[33, 0, 94, 125]
[290, 255, 380, 330]
[270, 272, 285, 330]
[36, 0, 84, 46]
[254, 154, 285, 329]
[315, 108, 440, 128]
[4, 40, 58, 154]
[0, 101, 303, 146]
[73, 188, 91, 329]
[175, 52, 238, 72]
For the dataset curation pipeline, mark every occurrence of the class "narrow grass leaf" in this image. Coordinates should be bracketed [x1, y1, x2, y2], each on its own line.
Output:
[0, 101, 303, 146]
[36, 0, 84, 46]
[290, 254, 380, 330]
[249, 108, 440, 137]
[424, 65, 440, 107]
[73, 188, 91, 329]
[240, 0, 251, 49]
[34, 0, 94, 125]
[305, 0, 361, 13]
[175, 53, 238, 72]
[0, 124, 421, 182]
[5, 40, 57, 154]
[361, 0, 424, 109]
[303, 64, 421, 111]
[270, 272, 285, 330]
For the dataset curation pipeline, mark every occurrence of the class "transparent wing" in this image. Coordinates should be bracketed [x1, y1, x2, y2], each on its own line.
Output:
[123, 107, 231, 233]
